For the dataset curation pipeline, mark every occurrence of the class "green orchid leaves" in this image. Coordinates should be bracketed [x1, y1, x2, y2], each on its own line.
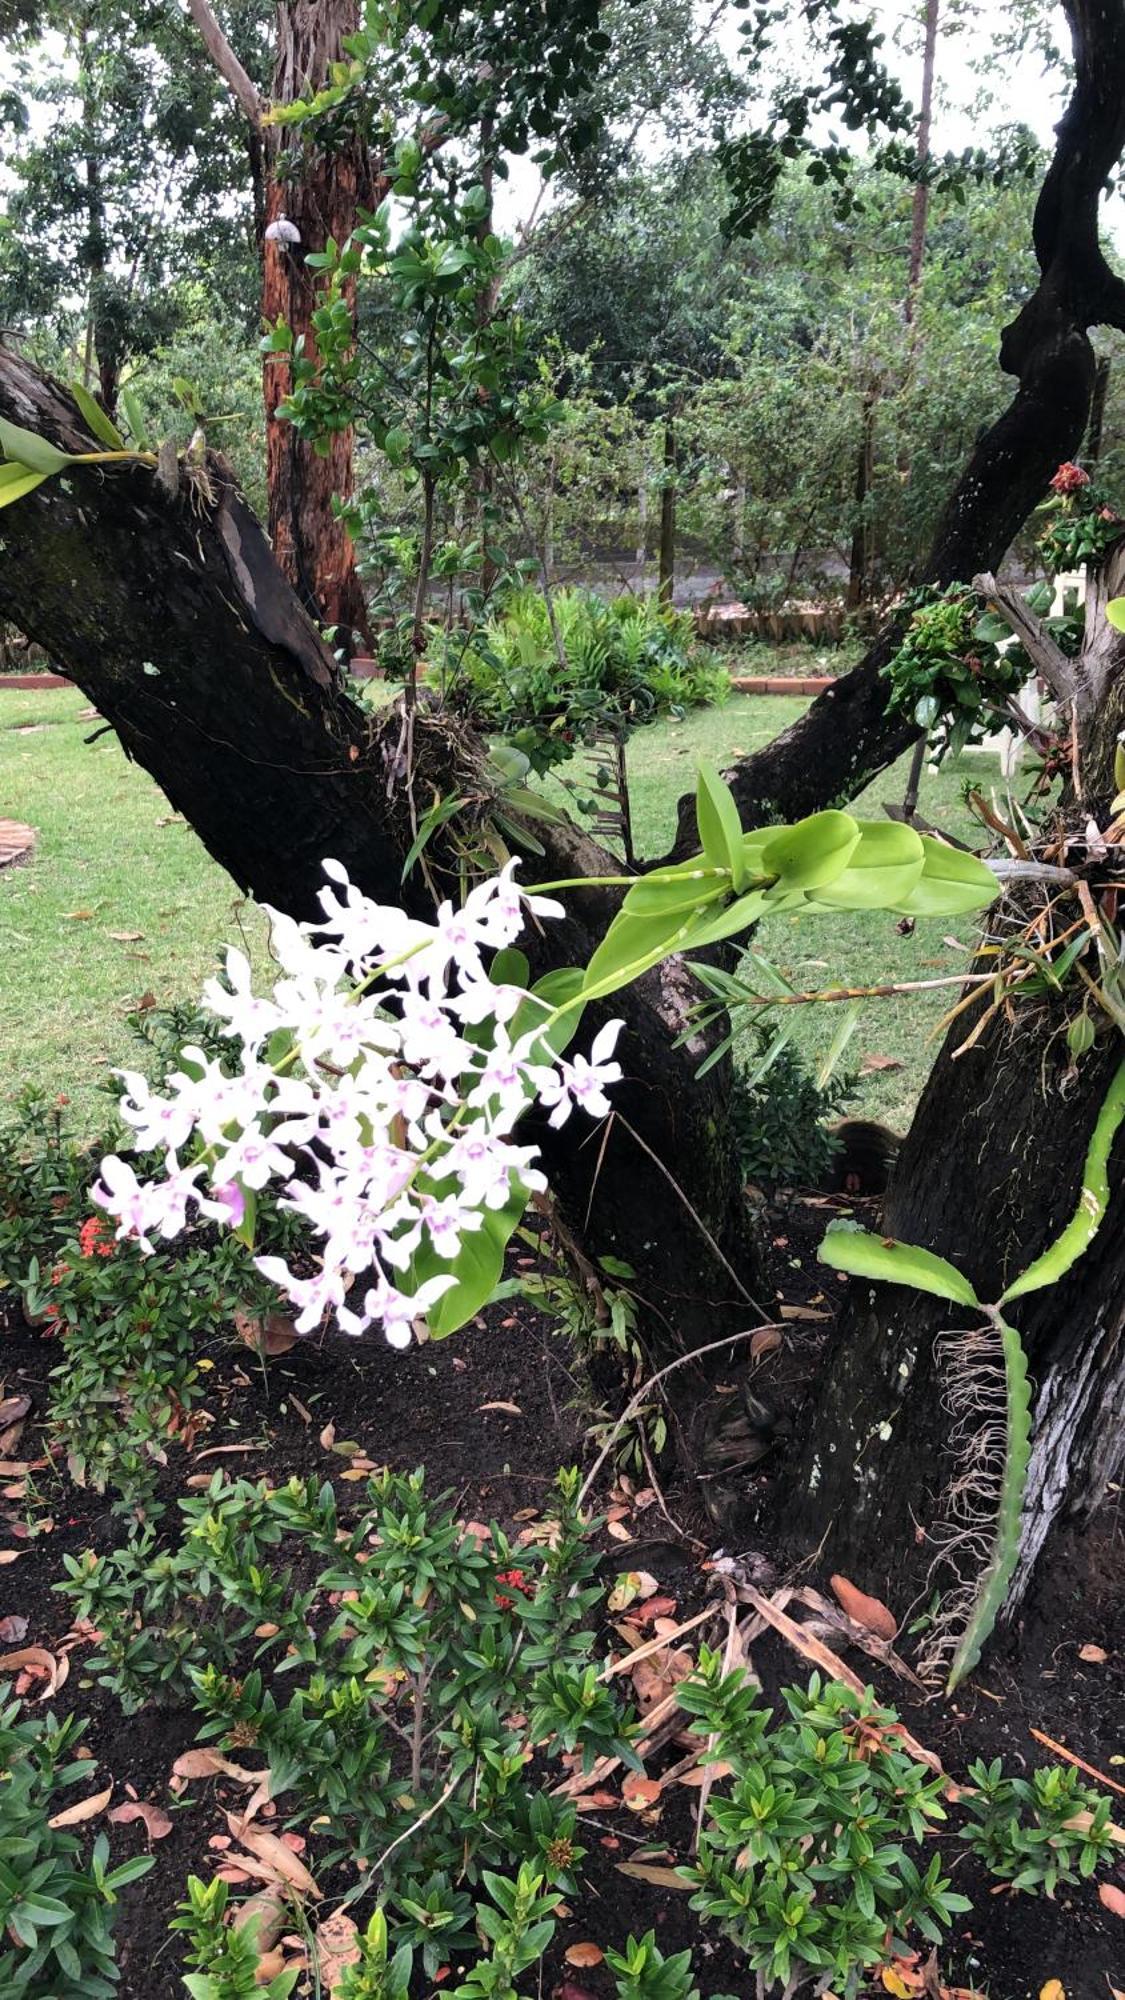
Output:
[1000, 1051, 1125, 1305]
[575, 763, 997, 1005]
[818, 1221, 980, 1307]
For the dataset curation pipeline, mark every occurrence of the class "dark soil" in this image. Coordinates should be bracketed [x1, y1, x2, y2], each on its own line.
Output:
[1, 1203, 1122, 2000]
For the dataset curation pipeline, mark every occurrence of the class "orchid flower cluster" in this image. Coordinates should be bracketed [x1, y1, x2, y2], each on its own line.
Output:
[92, 861, 622, 1347]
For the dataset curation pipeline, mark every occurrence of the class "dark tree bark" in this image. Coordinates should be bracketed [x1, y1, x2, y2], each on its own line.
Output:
[0, 347, 758, 1376]
[658, 417, 676, 607]
[904, 0, 939, 323]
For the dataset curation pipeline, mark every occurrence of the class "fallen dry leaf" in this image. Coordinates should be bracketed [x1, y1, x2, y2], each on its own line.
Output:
[62, 908, 95, 920]
[606, 1570, 659, 1613]
[1098, 1881, 1125, 1918]
[881, 1971, 914, 1999]
[172, 1748, 268, 1784]
[749, 1327, 783, 1362]
[622, 1775, 661, 1812]
[614, 1861, 689, 1889]
[0, 1550, 23, 1564]
[108, 1800, 173, 1841]
[829, 1574, 897, 1640]
[1038, 1984, 1065, 2000]
[1078, 1643, 1108, 1663]
[48, 1783, 114, 1828]
[577, 1789, 620, 1810]
[319, 1422, 336, 1451]
[314, 1907, 360, 1987]
[107, 930, 145, 943]
[606, 1520, 632, 1543]
[234, 1309, 298, 1357]
[633, 1595, 678, 1625]
[0, 1395, 31, 1430]
[0, 1616, 28, 1643]
[860, 1052, 903, 1073]
[678, 1760, 733, 1786]
[0, 1645, 67, 1697]
[226, 1814, 320, 1899]
[555, 1985, 599, 2000]
[563, 1943, 604, 1969]
[477, 1400, 522, 1415]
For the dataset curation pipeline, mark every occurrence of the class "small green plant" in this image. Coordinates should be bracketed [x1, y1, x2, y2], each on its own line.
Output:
[171, 1876, 297, 1999]
[59, 1466, 633, 1890]
[334, 1906, 413, 1999]
[729, 1028, 856, 1190]
[882, 581, 1033, 756]
[605, 1930, 700, 2000]
[0, 1688, 153, 1999]
[451, 1865, 561, 2000]
[1036, 461, 1124, 573]
[678, 1664, 968, 1996]
[442, 586, 728, 777]
[960, 1758, 1118, 1896]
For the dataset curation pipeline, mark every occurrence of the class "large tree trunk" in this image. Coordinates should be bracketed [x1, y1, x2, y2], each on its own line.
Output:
[188, 0, 370, 646]
[783, 549, 1125, 1643]
[261, 0, 369, 647]
[0, 349, 757, 1375]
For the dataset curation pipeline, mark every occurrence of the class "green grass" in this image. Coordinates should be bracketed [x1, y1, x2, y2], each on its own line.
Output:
[1, 687, 269, 1130]
[1, 682, 999, 1134]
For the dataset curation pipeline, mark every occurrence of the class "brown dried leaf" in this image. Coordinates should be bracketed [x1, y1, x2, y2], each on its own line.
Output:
[172, 1748, 267, 1784]
[633, 1595, 678, 1626]
[829, 1574, 897, 1641]
[0, 1395, 31, 1429]
[0, 1616, 28, 1643]
[48, 1782, 114, 1828]
[1098, 1881, 1125, 1918]
[314, 1907, 360, 1989]
[563, 1943, 604, 1968]
[319, 1422, 336, 1450]
[860, 1053, 903, 1074]
[234, 1309, 298, 1357]
[226, 1814, 321, 1899]
[477, 1400, 522, 1415]
[614, 1861, 690, 1889]
[606, 1520, 632, 1543]
[678, 1761, 733, 1786]
[107, 930, 145, 943]
[1078, 1643, 1108, 1663]
[621, 1775, 661, 1812]
[749, 1327, 783, 1361]
[0, 1644, 67, 1696]
[108, 1800, 173, 1841]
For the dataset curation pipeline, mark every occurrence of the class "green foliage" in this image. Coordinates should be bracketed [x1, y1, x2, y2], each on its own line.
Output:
[450, 1865, 561, 2000]
[729, 1030, 856, 1191]
[678, 1666, 968, 1995]
[58, 1466, 633, 1889]
[171, 1876, 297, 2000]
[443, 587, 727, 774]
[605, 1931, 699, 2000]
[0, 1689, 153, 1998]
[0, 1085, 298, 1507]
[882, 583, 1032, 756]
[818, 1220, 980, 1307]
[960, 1759, 1118, 1896]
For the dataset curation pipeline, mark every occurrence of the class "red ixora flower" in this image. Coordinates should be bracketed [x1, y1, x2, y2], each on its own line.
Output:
[78, 1215, 115, 1259]
[494, 1566, 535, 1611]
[1049, 461, 1091, 494]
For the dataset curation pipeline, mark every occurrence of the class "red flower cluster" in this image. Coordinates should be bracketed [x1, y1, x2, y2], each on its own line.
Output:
[1049, 461, 1091, 495]
[494, 1566, 535, 1611]
[78, 1214, 115, 1259]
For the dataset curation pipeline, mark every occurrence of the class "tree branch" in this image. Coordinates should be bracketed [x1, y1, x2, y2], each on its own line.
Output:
[186, 0, 264, 130]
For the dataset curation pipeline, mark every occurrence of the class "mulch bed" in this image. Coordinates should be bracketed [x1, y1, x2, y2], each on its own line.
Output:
[1, 1205, 1122, 2000]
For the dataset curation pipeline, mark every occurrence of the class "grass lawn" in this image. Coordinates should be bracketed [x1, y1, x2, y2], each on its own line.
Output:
[1, 681, 1000, 1134]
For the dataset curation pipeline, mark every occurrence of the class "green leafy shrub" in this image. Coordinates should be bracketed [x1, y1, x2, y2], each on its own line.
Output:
[59, 1467, 634, 1889]
[960, 1757, 1118, 1895]
[605, 1931, 699, 2000]
[1036, 461, 1124, 573]
[171, 1876, 297, 2000]
[678, 1663, 969, 1996]
[0, 1688, 153, 1998]
[442, 586, 728, 775]
[0, 1065, 304, 1507]
[729, 1029, 856, 1189]
[882, 581, 1033, 757]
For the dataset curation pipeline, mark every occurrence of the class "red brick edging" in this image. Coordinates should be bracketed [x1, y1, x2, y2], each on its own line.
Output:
[2, 668, 839, 697]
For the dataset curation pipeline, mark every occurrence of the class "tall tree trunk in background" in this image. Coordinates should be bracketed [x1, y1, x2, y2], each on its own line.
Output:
[904, 0, 939, 324]
[77, 25, 116, 417]
[784, 552, 1125, 1638]
[188, 0, 370, 647]
[845, 383, 877, 609]
[657, 416, 676, 605]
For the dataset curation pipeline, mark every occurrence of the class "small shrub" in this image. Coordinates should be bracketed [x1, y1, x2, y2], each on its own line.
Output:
[0, 1687, 152, 1999]
[441, 586, 728, 776]
[960, 1757, 1118, 1896]
[678, 1662, 969, 1996]
[59, 1466, 634, 1889]
[171, 1876, 297, 1999]
[605, 1931, 699, 2000]
[730, 1029, 855, 1190]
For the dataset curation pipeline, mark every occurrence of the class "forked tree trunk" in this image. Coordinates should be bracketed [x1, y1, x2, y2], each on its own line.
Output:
[785, 551, 1125, 1630]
